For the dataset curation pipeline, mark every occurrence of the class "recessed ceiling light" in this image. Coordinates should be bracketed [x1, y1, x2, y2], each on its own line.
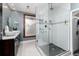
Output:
[3, 5, 8, 8]
[10, 3, 15, 6]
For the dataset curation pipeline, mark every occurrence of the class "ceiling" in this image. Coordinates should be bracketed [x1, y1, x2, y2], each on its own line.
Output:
[7, 3, 39, 14]
[3, 3, 65, 14]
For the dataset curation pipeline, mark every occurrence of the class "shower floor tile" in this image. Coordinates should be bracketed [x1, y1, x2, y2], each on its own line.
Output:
[39, 43, 66, 56]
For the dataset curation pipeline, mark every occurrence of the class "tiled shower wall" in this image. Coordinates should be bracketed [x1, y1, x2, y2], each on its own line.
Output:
[48, 3, 70, 51]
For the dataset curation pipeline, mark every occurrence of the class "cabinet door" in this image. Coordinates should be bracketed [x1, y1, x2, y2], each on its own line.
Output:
[0, 40, 2, 56]
[0, 3, 2, 56]
[3, 40, 14, 56]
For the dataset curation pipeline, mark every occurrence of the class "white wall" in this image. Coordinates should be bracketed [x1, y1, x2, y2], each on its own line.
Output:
[3, 4, 11, 29]
[9, 11, 24, 40]
[48, 3, 70, 50]
[71, 3, 79, 10]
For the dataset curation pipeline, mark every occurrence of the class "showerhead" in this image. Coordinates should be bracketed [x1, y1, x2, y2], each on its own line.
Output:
[49, 3, 53, 10]
[26, 5, 30, 9]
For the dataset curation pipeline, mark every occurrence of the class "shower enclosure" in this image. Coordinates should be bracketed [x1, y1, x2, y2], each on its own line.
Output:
[36, 3, 70, 56]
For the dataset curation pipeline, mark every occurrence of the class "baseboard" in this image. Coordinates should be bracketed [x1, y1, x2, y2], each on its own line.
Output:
[24, 35, 36, 38]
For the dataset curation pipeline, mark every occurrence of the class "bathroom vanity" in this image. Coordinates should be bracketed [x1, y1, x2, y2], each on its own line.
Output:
[2, 31, 20, 56]
[0, 3, 2, 56]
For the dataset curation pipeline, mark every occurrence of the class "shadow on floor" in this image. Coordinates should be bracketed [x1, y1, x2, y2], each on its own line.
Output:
[74, 50, 79, 56]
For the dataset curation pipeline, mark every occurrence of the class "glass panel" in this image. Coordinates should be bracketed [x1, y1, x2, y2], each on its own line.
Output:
[36, 19, 49, 56]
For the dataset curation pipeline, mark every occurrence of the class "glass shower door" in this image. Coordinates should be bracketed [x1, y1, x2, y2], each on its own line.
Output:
[36, 19, 49, 56]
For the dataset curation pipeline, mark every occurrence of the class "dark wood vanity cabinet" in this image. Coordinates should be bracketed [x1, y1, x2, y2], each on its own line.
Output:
[0, 40, 2, 56]
[0, 40, 15, 56]
[2, 39, 20, 56]
[3, 39, 14, 56]
[2, 36, 20, 56]
[0, 3, 2, 56]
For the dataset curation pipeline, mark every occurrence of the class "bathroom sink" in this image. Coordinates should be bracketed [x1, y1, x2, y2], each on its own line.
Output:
[5, 31, 19, 36]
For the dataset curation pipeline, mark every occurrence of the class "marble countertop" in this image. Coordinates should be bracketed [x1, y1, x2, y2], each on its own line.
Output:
[2, 31, 20, 40]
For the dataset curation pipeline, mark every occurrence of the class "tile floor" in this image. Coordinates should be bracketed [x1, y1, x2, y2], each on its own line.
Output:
[17, 39, 70, 56]
[17, 40, 41, 56]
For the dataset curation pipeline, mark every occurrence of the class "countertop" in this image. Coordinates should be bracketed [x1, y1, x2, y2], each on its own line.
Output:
[2, 31, 20, 40]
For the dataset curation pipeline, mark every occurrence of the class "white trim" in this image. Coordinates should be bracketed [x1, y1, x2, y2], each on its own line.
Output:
[71, 8, 79, 13]
[70, 11, 73, 55]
